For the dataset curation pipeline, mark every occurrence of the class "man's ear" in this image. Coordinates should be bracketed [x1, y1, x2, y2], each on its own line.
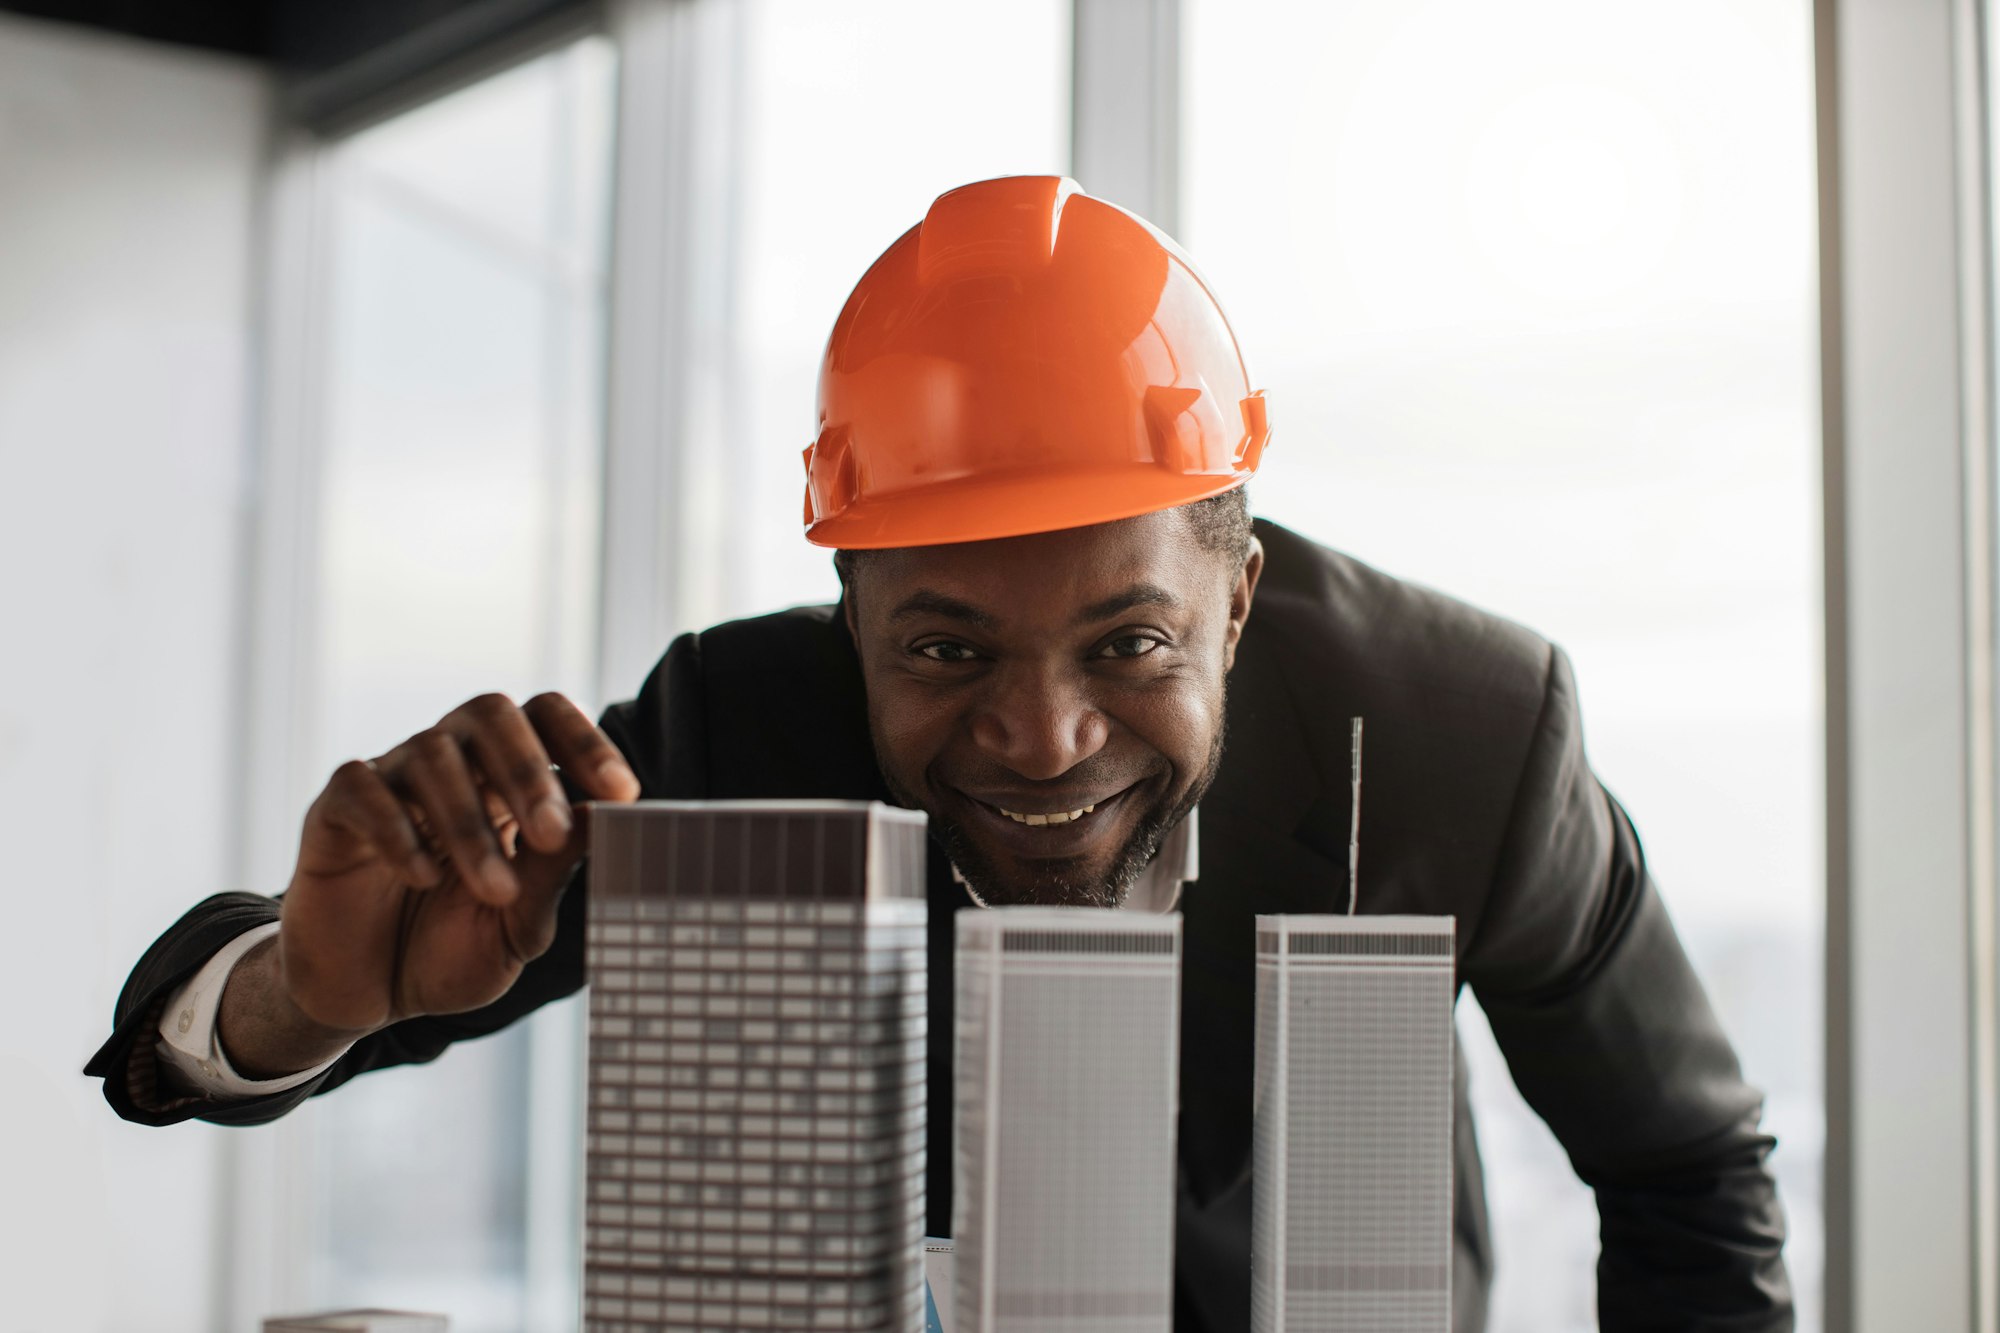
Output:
[1222, 536, 1265, 673]
[838, 560, 859, 641]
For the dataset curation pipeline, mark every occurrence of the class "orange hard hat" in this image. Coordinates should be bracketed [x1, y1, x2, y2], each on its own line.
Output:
[802, 175, 1270, 549]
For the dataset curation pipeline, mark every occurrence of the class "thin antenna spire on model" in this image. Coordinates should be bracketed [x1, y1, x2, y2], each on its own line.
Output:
[1348, 717, 1363, 916]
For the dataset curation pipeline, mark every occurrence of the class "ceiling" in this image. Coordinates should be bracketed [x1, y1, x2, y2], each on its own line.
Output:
[1, 0, 590, 124]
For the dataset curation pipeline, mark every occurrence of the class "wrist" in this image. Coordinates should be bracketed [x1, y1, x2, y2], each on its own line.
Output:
[216, 938, 376, 1080]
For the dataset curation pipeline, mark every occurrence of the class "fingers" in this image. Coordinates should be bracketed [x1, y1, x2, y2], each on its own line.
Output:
[521, 692, 641, 802]
[441, 691, 640, 847]
[395, 730, 521, 905]
[508, 822, 590, 960]
[311, 760, 441, 889]
[415, 691, 639, 858]
[446, 693, 573, 854]
[345, 690, 636, 905]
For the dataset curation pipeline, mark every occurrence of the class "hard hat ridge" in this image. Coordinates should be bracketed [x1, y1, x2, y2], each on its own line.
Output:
[803, 175, 1270, 549]
[914, 175, 1080, 279]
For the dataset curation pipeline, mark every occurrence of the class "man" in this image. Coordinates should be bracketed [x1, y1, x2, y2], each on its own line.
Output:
[88, 176, 1792, 1331]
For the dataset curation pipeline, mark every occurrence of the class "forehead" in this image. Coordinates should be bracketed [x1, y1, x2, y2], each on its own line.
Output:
[854, 510, 1221, 617]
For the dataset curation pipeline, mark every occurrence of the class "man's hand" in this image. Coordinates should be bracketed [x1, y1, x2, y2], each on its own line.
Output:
[216, 692, 641, 1079]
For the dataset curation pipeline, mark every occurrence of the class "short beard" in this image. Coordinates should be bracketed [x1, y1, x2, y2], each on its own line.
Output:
[877, 722, 1226, 909]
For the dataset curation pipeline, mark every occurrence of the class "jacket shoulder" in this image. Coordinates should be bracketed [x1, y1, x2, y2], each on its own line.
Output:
[1249, 518, 1554, 718]
[607, 602, 886, 801]
[1229, 521, 1559, 908]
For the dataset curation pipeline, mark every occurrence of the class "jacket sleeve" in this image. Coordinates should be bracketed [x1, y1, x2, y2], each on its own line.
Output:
[84, 631, 709, 1128]
[1467, 647, 1793, 1331]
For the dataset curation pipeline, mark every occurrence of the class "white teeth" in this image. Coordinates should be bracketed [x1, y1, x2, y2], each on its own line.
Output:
[999, 803, 1098, 826]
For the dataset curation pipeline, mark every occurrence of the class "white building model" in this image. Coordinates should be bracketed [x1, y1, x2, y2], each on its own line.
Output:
[1252, 914, 1456, 1333]
[585, 800, 930, 1332]
[953, 908, 1182, 1333]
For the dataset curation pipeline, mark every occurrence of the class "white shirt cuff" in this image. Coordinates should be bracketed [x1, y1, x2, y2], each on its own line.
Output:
[154, 922, 351, 1098]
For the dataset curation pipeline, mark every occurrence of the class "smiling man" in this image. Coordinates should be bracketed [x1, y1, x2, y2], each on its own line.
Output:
[844, 510, 1253, 911]
[89, 177, 1792, 1331]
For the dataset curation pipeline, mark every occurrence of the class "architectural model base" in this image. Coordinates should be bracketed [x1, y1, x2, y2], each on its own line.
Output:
[261, 1313, 448, 1332]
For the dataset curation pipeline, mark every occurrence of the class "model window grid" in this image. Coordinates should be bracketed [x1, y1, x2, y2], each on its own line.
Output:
[1252, 915, 1456, 1333]
[585, 803, 928, 1331]
[954, 909, 1183, 1333]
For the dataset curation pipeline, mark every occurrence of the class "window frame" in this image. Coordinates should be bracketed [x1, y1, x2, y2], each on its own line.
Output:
[1817, 0, 2000, 1328]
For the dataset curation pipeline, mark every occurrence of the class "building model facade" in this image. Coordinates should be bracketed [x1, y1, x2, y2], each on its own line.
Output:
[584, 800, 930, 1332]
[1252, 914, 1456, 1333]
[953, 908, 1183, 1333]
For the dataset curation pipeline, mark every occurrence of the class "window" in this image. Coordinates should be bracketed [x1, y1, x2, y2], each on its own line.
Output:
[296, 37, 616, 1331]
[669, 0, 1072, 633]
[1183, 3, 1823, 1329]
[266, 5, 1072, 1321]
[243, 5, 1825, 1328]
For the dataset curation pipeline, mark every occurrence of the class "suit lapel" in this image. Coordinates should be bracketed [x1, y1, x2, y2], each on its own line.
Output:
[1176, 620, 1351, 1213]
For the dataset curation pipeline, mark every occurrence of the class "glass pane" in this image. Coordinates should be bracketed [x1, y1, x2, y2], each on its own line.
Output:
[1185, 3, 1821, 1330]
[303, 36, 616, 1332]
[680, 0, 1072, 631]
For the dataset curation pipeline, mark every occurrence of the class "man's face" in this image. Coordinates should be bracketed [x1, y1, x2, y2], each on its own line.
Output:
[844, 509, 1263, 907]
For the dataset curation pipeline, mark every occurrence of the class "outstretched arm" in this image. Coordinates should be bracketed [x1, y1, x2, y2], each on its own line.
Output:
[84, 629, 717, 1125]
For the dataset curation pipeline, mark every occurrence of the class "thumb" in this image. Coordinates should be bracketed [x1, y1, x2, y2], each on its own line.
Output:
[505, 804, 594, 958]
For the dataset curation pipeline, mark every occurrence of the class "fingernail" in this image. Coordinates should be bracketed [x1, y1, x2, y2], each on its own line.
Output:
[532, 797, 572, 844]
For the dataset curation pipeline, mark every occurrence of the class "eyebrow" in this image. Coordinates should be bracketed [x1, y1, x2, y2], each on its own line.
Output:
[1077, 583, 1181, 624]
[888, 583, 1182, 630]
[889, 590, 997, 629]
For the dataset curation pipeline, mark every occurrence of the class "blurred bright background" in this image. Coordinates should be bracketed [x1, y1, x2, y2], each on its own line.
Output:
[1182, 4, 1821, 1330]
[0, 0, 1882, 1328]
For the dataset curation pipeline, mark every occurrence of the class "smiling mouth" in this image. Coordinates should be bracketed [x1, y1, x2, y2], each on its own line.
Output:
[996, 803, 1097, 826]
[965, 780, 1142, 832]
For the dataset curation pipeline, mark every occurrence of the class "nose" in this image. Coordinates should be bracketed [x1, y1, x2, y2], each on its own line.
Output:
[966, 662, 1111, 782]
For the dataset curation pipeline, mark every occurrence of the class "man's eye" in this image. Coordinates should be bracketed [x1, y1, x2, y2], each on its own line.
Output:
[1099, 635, 1160, 659]
[917, 641, 979, 663]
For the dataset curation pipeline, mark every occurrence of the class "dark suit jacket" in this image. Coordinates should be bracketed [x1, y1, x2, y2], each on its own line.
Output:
[88, 519, 1792, 1331]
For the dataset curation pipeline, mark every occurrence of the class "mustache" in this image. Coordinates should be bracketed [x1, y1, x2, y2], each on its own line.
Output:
[930, 757, 1163, 795]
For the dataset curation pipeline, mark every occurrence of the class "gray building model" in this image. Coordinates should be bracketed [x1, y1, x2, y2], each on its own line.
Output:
[584, 800, 930, 1332]
[1252, 914, 1456, 1333]
[953, 908, 1183, 1333]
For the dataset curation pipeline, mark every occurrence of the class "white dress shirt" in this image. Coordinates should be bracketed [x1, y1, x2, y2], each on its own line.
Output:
[154, 921, 346, 1098]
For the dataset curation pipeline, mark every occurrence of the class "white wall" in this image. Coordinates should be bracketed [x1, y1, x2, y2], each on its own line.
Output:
[0, 14, 269, 1329]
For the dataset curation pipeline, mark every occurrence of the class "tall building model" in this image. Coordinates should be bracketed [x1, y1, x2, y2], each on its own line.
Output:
[1252, 914, 1456, 1333]
[585, 800, 930, 1332]
[953, 908, 1183, 1333]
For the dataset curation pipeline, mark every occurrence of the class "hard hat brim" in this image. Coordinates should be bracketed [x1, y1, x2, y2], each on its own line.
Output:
[805, 466, 1249, 551]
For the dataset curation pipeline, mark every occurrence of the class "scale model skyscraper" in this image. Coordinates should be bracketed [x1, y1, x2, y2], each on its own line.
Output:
[1252, 914, 1456, 1333]
[584, 800, 930, 1332]
[953, 908, 1182, 1333]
